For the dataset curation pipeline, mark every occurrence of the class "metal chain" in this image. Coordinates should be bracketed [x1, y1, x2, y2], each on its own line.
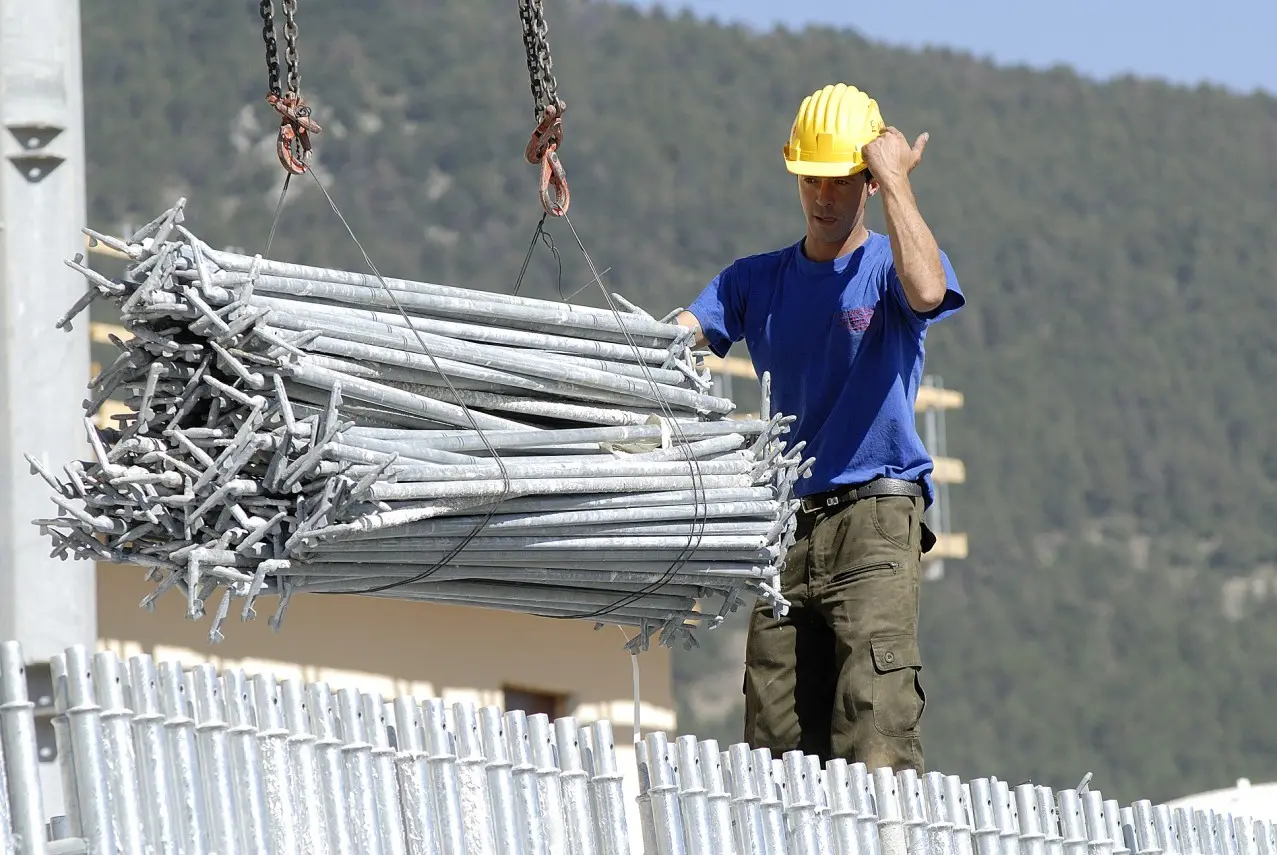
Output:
[260, 0, 281, 98]
[282, 0, 300, 95]
[518, 0, 563, 121]
[260, 0, 300, 97]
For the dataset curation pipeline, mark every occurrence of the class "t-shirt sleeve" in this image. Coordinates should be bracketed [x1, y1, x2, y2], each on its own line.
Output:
[885, 248, 966, 327]
[685, 263, 747, 357]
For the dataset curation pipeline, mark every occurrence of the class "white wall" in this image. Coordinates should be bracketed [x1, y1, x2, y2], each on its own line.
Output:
[1164, 778, 1277, 824]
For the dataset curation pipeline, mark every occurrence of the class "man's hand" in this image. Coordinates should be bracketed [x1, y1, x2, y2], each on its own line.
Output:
[863, 127, 929, 187]
[674, 310, 708, 349]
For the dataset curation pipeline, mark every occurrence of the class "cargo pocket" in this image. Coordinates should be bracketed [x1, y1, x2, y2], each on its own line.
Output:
[869, 633, 925, 738]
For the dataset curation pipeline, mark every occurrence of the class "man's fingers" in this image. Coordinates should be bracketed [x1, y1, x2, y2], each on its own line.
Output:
[904, 132, 929, 174]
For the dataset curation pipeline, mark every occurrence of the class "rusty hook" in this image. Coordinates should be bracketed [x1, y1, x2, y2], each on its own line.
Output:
[525, 103, 570, 217]
[266, 91, 322, 176]
[539, 148, 570, 218]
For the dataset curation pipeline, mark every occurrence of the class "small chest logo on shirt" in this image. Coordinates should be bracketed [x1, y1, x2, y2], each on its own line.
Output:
[838, 306, 875, 333]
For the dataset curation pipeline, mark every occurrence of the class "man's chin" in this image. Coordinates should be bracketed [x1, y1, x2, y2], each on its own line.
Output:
[808, 223, 852, 245]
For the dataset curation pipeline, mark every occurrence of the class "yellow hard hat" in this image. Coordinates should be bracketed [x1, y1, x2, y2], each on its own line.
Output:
[783, 83, 885, 177]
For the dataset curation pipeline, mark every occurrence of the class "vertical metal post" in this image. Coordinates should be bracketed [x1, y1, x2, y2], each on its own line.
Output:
[0, 0, 95, 822]
[0, 640, 47, 855]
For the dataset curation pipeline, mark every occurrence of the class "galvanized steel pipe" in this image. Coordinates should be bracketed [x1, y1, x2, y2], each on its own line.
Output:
[2, 638, 1237, 855]
[34, 202, 804, 649]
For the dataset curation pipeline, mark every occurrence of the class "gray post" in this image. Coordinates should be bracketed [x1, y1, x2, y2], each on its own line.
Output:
[0, 0, 96, 820]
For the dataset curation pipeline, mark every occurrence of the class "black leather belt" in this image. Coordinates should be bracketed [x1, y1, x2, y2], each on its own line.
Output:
[798, 477, 923, 514]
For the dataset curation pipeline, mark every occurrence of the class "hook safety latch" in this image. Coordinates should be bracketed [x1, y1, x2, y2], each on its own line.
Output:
[524, 103, 570, 217]
[266, 91, 322, 175]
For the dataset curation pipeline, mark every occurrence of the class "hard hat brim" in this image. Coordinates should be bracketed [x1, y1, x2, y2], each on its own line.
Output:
[784, 159, 869, 178]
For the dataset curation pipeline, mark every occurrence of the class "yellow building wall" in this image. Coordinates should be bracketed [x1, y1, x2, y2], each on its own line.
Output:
[94, 562, 676, 731]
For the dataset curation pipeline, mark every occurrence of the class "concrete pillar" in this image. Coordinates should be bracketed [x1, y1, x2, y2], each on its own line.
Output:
[0, 0, 95, 820]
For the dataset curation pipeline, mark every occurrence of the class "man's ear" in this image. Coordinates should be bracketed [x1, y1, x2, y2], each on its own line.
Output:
[867, 179, 880, 197]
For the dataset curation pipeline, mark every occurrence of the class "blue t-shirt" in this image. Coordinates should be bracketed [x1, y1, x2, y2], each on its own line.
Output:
[686, 231, 965, 507]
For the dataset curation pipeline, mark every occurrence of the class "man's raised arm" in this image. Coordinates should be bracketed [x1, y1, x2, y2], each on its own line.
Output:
[863, 128, 949, 314]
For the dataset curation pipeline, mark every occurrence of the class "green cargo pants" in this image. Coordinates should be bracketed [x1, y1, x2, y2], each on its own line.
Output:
[743, 492, 929, 773]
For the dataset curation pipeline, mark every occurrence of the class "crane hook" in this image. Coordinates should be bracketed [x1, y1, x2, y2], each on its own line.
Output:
[525, 103, 570, 217]
[266, 91, 322, 176]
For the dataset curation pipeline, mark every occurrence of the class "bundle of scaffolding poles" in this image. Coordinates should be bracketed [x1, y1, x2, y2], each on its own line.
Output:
[30, 199, 808, 649]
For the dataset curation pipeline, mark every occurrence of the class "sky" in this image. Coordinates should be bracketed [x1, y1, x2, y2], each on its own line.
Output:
[621, 0, 1276, 96]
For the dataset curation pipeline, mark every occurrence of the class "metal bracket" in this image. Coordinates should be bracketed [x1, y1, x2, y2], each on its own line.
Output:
[6, 153, 64, 183]
[5, 122, 67, 183]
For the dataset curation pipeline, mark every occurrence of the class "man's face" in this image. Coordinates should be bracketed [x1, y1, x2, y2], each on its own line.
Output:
[797, 172, 876, 247]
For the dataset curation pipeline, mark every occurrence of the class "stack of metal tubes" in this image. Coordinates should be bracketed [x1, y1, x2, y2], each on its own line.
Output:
[2, 640, 1271, 855]
[29, 198, 808, 648]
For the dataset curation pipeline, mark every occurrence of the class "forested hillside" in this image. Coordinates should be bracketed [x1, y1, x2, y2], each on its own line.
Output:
[80, 0, 1277, 803]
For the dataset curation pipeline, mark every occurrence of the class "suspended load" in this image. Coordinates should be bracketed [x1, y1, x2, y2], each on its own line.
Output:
[30, 200, 808, 649]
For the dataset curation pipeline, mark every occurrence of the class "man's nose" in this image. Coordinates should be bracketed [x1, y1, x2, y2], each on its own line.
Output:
[815, 179, 836, 205]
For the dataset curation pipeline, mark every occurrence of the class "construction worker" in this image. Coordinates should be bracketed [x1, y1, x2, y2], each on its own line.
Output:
[673, 83, 965, 773]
